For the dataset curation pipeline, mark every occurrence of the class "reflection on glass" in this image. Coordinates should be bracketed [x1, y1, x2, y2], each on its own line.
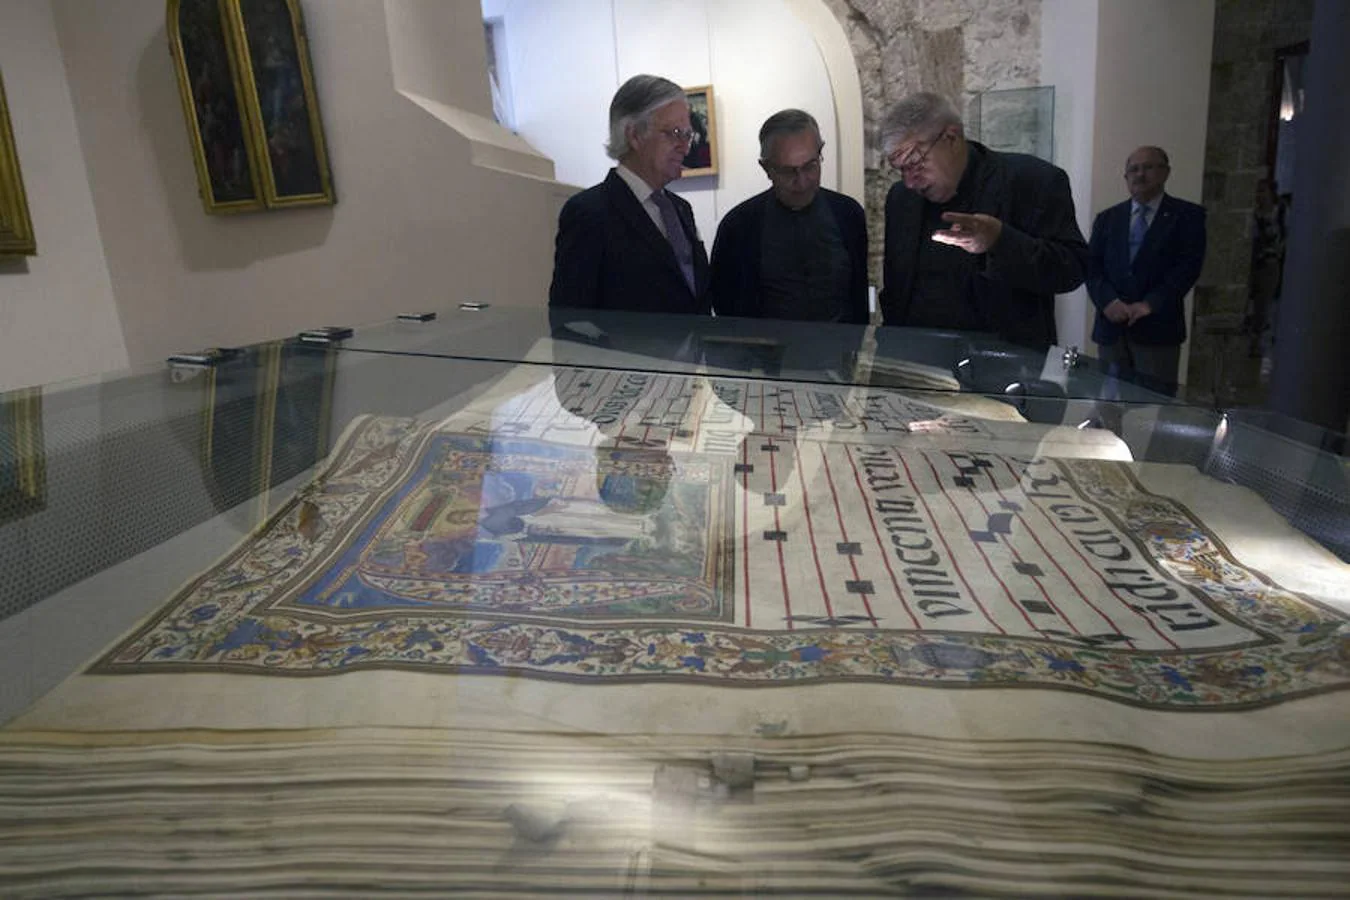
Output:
[0, 387, 44, 524]
[968, 85, 1055, 162]
[2, 313, 1346, 898]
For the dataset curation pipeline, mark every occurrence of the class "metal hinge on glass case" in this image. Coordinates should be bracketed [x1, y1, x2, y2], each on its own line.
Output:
[166, 347, 241, 368]
[297, 326, 354, 344]
[1062, 345, 1081, 370]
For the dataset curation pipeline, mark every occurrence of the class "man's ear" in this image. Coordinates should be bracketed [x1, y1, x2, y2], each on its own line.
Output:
[758, 159, 772, 178]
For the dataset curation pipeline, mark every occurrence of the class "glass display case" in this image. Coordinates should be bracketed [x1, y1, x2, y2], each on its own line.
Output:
[968, 85, 1056, 163]
[1, 306, 1346, 897]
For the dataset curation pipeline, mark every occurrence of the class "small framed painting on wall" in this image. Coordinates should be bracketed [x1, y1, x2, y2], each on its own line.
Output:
[682, 85, 717, 177]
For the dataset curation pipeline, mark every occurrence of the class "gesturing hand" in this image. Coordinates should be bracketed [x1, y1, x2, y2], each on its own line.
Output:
[932, 212, 1003, 254]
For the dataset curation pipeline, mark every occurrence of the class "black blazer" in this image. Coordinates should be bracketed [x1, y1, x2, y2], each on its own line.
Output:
[1087, 194, 1207, 346]
[708, 188, 870, 324]
[880, 141, 1089, 351]
[549, 169, 711, 315]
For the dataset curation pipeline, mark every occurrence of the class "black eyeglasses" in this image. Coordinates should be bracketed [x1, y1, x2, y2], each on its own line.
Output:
[887, 133, 943, 173]
[765, 155, 823, 180]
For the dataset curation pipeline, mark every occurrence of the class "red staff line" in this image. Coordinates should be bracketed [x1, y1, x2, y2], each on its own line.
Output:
[972, 455, 1125, 638]
[741, 434, 752, 629]
[843, 445, 922, 631]
[687, 376, 704, 451]
[895, 452, 1007, 634]
[767, 429, 793, 630]
[945, 453, 1083, 636]
[995, 457, 1180, 650]
[794, 441, 835, 623]
[663, 374, 682, 429]
[921, 453, 1037, 632]
[819, 444, 877, 627]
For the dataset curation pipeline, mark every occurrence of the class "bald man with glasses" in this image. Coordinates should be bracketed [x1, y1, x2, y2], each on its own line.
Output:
[1086, 146, 1206, 397]
[709, 109, 869, 324]
[878, 92, 1089, 351]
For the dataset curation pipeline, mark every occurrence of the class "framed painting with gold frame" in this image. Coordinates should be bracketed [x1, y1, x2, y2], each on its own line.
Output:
[681, 85, 718, 178]
[0, 69, 37, 256]
[167, 0, 335, 214]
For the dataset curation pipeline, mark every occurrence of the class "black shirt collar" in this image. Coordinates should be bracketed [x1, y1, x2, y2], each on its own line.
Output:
[942, 140, 985, 210]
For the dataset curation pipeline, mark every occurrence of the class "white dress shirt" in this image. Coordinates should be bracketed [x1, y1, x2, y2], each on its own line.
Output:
[615, 163, 671, 239]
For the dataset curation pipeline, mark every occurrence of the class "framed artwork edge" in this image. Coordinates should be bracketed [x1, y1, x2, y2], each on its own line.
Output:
[681, 83, 718, 178]
[167, 0, 266, 214]
[227, 0, 336, 208]
[167, 0, 335, 215]
[0, 388, 46, 524]
[0, 68, 38, 256]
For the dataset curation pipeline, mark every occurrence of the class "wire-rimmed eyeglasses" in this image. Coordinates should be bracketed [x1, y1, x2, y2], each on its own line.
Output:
[657, 127, 697, 145]
[886, 133, 944, 173]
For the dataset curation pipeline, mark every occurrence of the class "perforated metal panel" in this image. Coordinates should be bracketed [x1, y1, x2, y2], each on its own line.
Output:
[1201, 418, 1350, 562]
[0, 343, 336, 623]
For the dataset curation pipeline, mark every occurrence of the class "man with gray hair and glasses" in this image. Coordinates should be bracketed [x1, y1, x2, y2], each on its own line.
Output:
[709, 109, 868, 323]
[879, 91, 1088, 350]
[549, 74, 711, 315]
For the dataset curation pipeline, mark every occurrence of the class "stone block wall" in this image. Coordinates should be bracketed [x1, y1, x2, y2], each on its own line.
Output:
[1188, 0, 1312, 406]
[822, 0, 1041, 288]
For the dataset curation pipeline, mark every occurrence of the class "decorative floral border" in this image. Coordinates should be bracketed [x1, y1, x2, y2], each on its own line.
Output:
[91, 417, 1350, 711]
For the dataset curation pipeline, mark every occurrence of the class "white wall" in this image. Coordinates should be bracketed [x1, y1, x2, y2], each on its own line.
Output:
[33, 0, 564, 369]
[483, 0, 838, 249]
[1042, 0, 1214, 374]
[0, 0, 1216, 390]
[1041, 0, 1099, 353]
[1091, 0, 1215, 385]
[0, 0, 128, 393]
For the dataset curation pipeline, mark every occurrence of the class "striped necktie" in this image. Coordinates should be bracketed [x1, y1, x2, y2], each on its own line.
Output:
[1129, 204, 1150, 263]
[652, 190, 696, 294]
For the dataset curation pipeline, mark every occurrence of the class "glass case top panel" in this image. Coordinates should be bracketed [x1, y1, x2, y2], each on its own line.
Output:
[338, 304, 1187, 407]
[2, 340, 1347, 899]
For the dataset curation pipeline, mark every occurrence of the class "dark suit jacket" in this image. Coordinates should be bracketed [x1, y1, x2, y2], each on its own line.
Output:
[880, 141, 1088, 351]
[708, 188, 869, 324]
[549, 169, 711, 315]
[1087, 194, 1207, 346]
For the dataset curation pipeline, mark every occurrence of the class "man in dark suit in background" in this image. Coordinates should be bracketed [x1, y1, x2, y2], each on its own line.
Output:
[709, 109, 869, 324]
[1087, 146, 1206, 396]
[549, 74, 711, 315]
[878, 92, 1088, 351]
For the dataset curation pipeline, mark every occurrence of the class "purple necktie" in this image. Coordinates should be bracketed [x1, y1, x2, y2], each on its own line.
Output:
[651, 190, 696, 294]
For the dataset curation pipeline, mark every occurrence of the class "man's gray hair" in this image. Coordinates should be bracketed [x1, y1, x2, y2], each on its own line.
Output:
[606, 74, 686, 160]
[758, 109, 823, 160]
[879, 92, 963, 154]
